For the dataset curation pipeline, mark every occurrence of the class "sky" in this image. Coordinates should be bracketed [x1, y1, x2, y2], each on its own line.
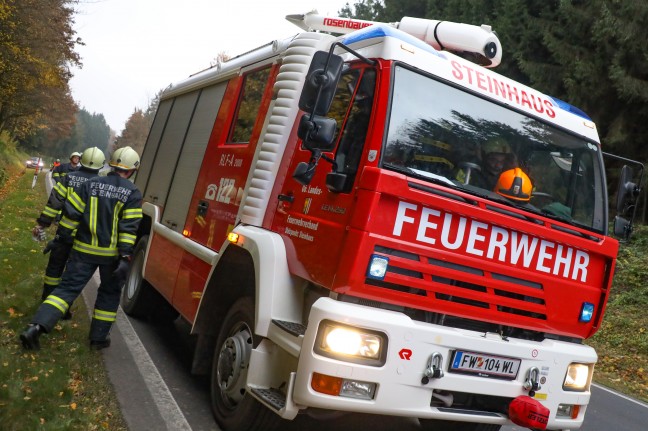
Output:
[70, 0, 354, 133]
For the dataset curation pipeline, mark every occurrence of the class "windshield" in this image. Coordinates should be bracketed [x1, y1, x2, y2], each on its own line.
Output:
[382, 65, 606, 232]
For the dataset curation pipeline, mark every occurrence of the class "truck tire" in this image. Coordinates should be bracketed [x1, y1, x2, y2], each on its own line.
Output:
[419, 419, 501, 431]
[120, 235, 178, 322]
[210, 297, 281, 431]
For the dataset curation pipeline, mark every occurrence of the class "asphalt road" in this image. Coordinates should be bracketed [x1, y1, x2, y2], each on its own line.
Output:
[76, 274, 648, 431]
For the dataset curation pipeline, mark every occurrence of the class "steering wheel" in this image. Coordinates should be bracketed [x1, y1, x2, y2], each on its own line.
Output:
[531, 191, 555, 206]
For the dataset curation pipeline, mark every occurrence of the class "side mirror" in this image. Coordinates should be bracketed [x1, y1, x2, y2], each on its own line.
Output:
[326, 171, 347, 193]
[297, 114, 337, 151]
[613, 215, 632, 241]
[293, 161, 317, 186]
[299, 51, 344, 116]
[616, 165, 638, 216]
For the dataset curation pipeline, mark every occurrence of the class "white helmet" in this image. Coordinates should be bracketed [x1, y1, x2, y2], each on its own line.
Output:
[70, 151, 82, 160]
[109, 146, 140, 171]
[80, 147, 106, 170]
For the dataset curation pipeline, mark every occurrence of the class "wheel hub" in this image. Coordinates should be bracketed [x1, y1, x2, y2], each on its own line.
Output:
[216, 324, 252, 405]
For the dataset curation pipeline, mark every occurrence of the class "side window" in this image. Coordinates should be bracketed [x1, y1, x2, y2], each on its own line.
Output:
[229, 67, 271, 144]
[331, 68, 376, 192]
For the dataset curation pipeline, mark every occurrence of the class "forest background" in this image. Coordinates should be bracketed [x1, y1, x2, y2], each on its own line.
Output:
[4, 0, 648, 218]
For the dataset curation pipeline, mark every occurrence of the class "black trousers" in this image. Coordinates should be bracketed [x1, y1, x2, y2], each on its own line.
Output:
[41, 242, 72, 299]
[32, 251, 121, 342]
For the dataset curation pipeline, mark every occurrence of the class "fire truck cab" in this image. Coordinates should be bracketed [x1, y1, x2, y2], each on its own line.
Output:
[122, 11, 641, 431]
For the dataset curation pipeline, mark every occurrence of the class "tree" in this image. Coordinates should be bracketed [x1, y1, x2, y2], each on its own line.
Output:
[115, 108, 150, 156]
[0, 0, 82, 143]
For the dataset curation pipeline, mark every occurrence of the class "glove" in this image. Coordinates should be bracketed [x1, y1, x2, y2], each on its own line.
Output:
[43, 239, 62, 254]
[32, 225, 46, 242]
[43, 234, 68, 254]
[112, 257, 131, 285]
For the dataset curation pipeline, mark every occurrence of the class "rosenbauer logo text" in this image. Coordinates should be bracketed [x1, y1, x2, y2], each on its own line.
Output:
[392, 201, 590, 282]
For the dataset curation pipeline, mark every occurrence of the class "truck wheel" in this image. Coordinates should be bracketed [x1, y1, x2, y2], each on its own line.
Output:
[121, 235, 178, 322]
[419, 419, 501, 431]
[210, 297, 281, 431]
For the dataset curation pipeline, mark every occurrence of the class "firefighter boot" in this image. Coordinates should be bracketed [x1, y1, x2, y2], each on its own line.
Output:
[89, 318, 112, 350]
[20, 324, 43, 350]
[90, 337, 111, 350]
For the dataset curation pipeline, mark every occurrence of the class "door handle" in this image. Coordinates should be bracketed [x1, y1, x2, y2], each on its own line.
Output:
[197, 200, 209, 216]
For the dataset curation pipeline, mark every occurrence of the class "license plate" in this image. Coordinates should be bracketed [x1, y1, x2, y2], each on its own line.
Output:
[450, 350, 520, 380]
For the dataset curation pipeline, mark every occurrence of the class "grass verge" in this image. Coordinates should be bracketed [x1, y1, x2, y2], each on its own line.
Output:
[587, 225, 648, 402]
[0, 170, 127, 431]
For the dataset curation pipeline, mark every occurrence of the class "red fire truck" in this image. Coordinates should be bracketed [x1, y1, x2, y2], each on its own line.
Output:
[122, 11, 642, 431]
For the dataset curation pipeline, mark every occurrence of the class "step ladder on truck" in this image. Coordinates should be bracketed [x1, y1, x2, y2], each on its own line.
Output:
[121, 10, 643, 431]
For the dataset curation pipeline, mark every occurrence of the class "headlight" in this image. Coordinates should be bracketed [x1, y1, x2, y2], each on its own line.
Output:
[563, 363, 592, 391]
[314, 320, 387, 366]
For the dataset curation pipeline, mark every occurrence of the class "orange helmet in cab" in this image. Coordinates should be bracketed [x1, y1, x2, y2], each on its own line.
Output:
[495, 168, 532, 201]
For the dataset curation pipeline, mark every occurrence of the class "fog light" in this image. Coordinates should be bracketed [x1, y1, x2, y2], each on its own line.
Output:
[563, 363, 592, 391]
[315, 321, 387, 366]
[367, 254, 389, 279]
[340, 379, 376, 400]
[311, 372, 376, 400]
[556, 403, 580, 419]
[579, 302, 594, 322]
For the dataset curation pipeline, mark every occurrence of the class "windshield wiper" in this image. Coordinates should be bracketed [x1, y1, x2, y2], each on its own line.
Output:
[383, 163, 457, 187]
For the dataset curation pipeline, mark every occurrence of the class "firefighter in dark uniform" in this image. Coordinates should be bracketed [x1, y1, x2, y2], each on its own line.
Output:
[31, 147, 106, 317]
[52, 151, 82, 184]
[20, 147, 143, 350]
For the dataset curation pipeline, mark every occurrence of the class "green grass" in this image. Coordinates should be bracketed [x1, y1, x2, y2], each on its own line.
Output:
[0, 169, 127, 431]
[586, 225, 648, 402]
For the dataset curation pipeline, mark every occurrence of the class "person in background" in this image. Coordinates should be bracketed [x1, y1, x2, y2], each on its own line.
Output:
[31, 147, 106, 318]
[20, 147, 143, 351]
[52, 159, 61, 169]
[456, 136, 516, 191]
[52, 151, 82, 184]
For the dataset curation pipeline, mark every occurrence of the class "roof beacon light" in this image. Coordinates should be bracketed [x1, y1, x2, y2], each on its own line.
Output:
[286, 11, 502, 68]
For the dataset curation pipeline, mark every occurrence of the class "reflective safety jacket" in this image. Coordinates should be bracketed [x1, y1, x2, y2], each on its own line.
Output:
[59, 172, 143, 263]
[52, 162, 80, 184]
[37, 167, 99, 227]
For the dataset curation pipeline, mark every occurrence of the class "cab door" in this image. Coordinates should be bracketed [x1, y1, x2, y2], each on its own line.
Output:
[270, 64, 378, 287]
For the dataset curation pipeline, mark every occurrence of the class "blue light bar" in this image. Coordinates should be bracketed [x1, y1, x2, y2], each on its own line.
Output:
[549, 97, 593, 121]
[579, 302, 595, 322]
[342, 24, 446, 60]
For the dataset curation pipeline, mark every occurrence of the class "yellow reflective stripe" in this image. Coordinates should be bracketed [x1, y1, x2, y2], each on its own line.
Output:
[412, 154, 454, 167]
[111, 201, 123, 249]
[44, 276, 61, 286]
[68, 190, 85, 213]
[122, 208, 142, 219]
[42, 206, 60, 217]
[73, 241, 119, 257]
[54, 182, 67, 197]
[43, 295, 69, 313]
[93, 309, 117, 322]
[60, 216, 79, 230]
[118, 233, 136, 245]
[89, 196, 99, 246]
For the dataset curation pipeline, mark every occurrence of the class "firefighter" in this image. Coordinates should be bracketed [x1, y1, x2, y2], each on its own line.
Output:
[52, 151, 82, 184]
[31, 147, 106, 318]
[20, 147, 143, 351]
[456, 136, 515, 190]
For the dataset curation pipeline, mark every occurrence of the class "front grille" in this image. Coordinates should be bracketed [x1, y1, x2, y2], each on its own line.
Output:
[366, 245, 547, 336]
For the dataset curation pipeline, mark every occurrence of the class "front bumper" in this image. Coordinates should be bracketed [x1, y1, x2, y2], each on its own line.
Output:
[293, 297, 595, 429]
